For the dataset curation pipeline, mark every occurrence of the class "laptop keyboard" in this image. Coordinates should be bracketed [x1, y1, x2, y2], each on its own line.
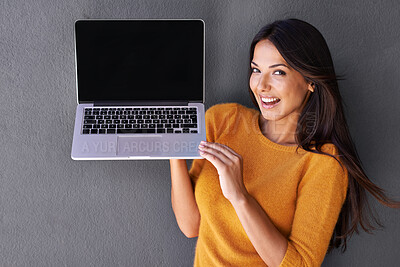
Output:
[82, 107, 198, 134]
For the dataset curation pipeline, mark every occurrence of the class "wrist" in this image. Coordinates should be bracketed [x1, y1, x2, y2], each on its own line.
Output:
[229, 189, 251, 207]
[170, 159, 186, 163]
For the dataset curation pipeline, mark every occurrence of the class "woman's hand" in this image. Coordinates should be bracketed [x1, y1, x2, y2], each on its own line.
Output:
[198, 141, 249, 204]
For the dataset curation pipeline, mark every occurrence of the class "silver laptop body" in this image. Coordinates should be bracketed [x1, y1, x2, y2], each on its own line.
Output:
[71, 19, 206, 160]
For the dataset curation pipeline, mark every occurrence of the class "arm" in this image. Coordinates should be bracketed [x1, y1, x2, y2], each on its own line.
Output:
[170, 104, 236, 237]
[198, 141, 348, 267]
[231, 194, 288, 267]
[198, 142, 287, 265]
[169, 159, 200, 238]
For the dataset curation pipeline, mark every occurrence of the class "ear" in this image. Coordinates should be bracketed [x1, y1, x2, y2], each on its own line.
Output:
[308, 82, 315, 93]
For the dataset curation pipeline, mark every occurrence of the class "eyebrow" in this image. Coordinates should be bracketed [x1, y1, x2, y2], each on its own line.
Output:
[251, 61, 290, 69]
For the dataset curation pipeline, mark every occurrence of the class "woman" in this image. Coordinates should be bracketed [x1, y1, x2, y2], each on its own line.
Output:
[169, 18, 399, 266]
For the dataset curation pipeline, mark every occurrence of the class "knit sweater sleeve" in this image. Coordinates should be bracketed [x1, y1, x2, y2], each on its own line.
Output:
[280, 147, 349, 267]
[188, 103, 238, 184]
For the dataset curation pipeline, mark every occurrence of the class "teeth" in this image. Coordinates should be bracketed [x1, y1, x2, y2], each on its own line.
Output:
[261, 97, 280, 103]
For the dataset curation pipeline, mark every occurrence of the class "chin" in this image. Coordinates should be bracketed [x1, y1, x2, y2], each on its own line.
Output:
[258, 105, 282, 121]
[260, 113, 282, 122]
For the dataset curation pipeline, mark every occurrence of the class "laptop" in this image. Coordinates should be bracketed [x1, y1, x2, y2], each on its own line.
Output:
[71, 19, 206, 160]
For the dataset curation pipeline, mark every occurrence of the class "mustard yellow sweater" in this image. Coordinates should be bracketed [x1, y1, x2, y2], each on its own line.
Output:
[188, 103, 348, 267]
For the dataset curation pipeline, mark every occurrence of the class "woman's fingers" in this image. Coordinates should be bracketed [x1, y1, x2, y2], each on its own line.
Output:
[200, 141, 241, 161]
[218, 143, 241, 158]
[199, 142, 230, 164]
[198, 141, 242, 170]
[198, 142, 245, 201]
[198, 148, 226, 172]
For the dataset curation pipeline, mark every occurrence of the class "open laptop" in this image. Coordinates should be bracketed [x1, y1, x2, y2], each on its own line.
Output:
[71, 19, 206, 160]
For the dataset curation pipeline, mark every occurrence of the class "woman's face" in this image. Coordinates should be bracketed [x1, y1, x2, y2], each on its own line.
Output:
[249, 39, 313, 124]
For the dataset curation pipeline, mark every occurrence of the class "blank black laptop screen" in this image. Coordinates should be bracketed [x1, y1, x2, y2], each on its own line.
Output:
[75, 20, 204, 103]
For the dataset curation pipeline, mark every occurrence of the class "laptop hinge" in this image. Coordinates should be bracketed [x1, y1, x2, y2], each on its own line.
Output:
[93, 100, 189, 106]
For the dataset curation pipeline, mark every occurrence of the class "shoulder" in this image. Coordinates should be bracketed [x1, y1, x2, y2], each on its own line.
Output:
[205, 102, 256, 120]
[204, 103, 255, 142]
[320, 143, 340, 155]
[306, 142, 342, 159]
[307, 143, 344, 173]
[206, 102, 239, 115]
[204, 102, 239, 123]
[302, 143, 348, 200]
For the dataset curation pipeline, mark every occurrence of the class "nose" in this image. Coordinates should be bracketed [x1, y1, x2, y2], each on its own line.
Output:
[256, 74, 271, 92]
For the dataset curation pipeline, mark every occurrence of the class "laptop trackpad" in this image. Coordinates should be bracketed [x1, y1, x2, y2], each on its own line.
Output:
[117, 136, 168, 156]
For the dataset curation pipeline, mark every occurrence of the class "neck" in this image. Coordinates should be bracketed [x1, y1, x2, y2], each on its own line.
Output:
[258, 114, 299, 146]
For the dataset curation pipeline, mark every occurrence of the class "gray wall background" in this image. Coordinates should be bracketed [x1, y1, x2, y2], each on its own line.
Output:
[1, 0, 399, 266]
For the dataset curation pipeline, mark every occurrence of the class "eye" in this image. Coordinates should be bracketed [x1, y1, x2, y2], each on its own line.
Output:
[273, 70, 286, 75]
[251, 67, 260, 73]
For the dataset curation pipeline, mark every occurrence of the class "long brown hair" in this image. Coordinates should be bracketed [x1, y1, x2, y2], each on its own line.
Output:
[248, 18, 400, 252]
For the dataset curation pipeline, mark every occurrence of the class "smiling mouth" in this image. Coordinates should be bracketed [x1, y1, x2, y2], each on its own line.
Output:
[261, 97, 280, 105]
[260, 96, 281, 109]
